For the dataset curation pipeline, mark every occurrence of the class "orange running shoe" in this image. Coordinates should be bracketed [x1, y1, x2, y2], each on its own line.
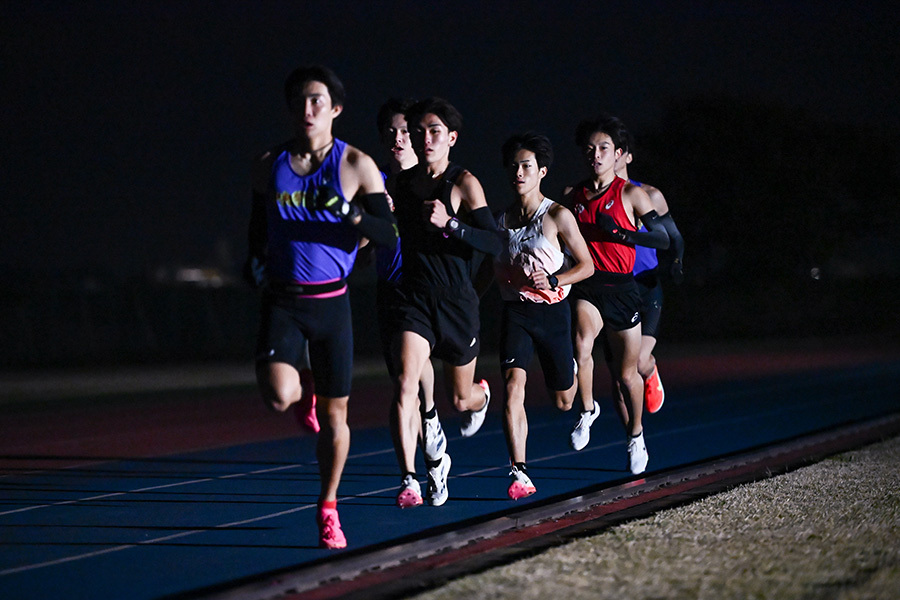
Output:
[644, 365, 665, 414]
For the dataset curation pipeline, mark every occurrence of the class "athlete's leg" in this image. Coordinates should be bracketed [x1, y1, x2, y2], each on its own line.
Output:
[445, 357, 485, 413]
[638, 335, 657, 379]
[605, 324, 644, 437]
[316, 394, 349, 502]
[392, 331, 432, 473]
[574, 299, 604, 413]
[256, 361, 304, 413]
[503, 367, 528, 464]
[552, 377, 578, 412]
[419, 357, 436, 412]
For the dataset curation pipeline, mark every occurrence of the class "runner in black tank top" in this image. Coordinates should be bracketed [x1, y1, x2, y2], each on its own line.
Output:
[387, 98, 502, 509]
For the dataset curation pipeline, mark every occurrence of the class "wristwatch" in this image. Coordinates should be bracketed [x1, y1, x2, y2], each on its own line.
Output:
[445, 217, 461, 233]
[548, 274, 559, 290]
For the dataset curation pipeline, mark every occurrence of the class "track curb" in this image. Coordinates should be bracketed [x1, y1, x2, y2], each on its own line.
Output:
[180, 412, 900, 600]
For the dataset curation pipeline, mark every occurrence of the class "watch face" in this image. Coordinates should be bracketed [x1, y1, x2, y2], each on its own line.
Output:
[448, 218, 459, 230]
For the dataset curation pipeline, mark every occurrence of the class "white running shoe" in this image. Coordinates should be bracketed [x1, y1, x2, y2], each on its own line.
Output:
[397, 474, 423, 508]
[426, 453, 452, 506]
[570, 402, 600, 451]
[423, 414, 447, 462]
[460, 380, 491, 437]
[507, 464, 536, 500]
[628, 431, 649, 474]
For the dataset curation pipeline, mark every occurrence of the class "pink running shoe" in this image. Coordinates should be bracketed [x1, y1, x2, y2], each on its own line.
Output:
[317, 507, 347, 549]
[295, 368, 320, 433]
[507, 465, 536, 500]
[397, 474, 423, 508]
[644, 365, 665, 414]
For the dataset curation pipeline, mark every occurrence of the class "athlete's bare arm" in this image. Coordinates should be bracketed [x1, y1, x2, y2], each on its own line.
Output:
[549, 204, 593, 287]
[424, 169, 502, 255]
[643, 184, 670, 215]
[423, 170, 486, 228]
[334, 144, 396, 246]
[616, 183, 669, 250]
[339, 145, 386, 201]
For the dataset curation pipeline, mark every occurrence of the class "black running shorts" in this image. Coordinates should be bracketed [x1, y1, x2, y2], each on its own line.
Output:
[500, 299, 574, 391]
[256, 290, 353, 398]
[395, 285, 480, 366]
[570, 271, 641, 331]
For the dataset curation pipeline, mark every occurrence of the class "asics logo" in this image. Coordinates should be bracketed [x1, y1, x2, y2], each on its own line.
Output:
[504, 358, 516, 364]
[631, 312, 639, 323]
[605, 200, 615, 210]
[470, 337, 477, 347]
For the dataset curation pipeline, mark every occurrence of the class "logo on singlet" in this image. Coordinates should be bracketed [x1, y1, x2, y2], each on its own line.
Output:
[575, 204, 585, 214]
[605, 200, 615, 210]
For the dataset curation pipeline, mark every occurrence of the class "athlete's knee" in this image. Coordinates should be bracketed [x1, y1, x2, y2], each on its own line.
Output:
[318, 396, 349, 433]
[554, 388, 576, 411]
[637, 354, 655, 379]
[395, 372, 421, 408]
[259, 384, 297, 413]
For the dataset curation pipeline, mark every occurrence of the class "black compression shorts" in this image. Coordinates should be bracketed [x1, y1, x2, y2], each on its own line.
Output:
[500, 299, 574, 391]
[256, 291, 353, 397]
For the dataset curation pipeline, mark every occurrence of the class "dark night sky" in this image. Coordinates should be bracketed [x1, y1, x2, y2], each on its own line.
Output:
[2, 1, 898, 277]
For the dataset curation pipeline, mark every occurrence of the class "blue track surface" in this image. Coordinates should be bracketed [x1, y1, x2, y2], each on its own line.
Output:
[1, 361, 898, 599]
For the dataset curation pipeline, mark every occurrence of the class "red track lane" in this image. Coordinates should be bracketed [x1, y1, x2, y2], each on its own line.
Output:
[1, 338, 895, 471]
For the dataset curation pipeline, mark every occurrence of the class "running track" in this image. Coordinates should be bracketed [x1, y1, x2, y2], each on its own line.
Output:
[1, 340, 898, 599]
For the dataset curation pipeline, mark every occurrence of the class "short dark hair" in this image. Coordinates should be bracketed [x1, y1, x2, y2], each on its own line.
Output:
[284, 65, 346, 108]
[574, 113, 628, 151]
[376, 97, 416, 135]
[406, 97, 463, 133]
[501, 132, 554, 169]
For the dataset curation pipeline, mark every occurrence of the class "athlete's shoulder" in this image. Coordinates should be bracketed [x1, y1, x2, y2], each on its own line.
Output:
[547, 199, 579, 224]
[340, 142, 378, 171]
[642, 183, 669, 213]
[622, 178, 654, 213]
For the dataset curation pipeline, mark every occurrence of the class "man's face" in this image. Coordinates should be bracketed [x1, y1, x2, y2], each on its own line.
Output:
[410, 113, 457, 165]
[584, 131, 621, 178]
[382, 113, 416, 169]
[288, 80, 342, 138]
[508, 149, 546, 197]
[614, 151, 633, 176]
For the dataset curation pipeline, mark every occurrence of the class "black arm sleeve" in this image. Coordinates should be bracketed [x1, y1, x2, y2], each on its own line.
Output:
[622, 210, 670, 250]
[353, 193, 398, 247]
[448, 206, 503, 256]
[659, 212, 684, 262]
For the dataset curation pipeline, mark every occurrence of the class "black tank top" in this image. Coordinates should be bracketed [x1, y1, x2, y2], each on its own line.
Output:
[394, 163, 474, 290]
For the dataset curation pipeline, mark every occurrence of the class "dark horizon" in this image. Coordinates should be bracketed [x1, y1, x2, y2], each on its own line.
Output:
[3, 1, 899, 276]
